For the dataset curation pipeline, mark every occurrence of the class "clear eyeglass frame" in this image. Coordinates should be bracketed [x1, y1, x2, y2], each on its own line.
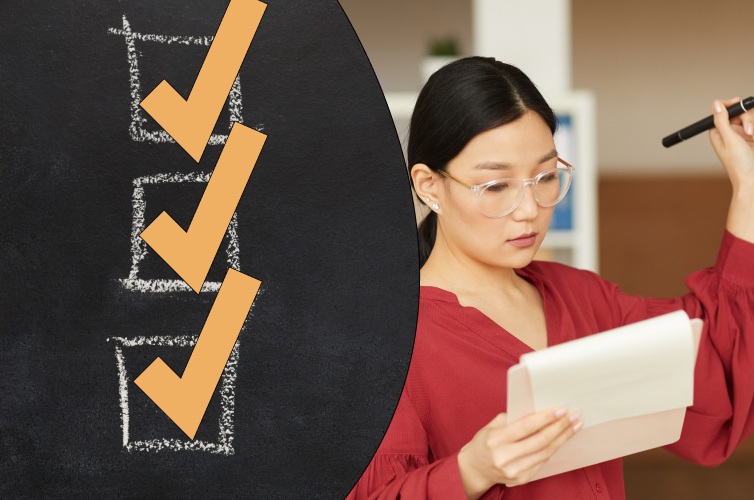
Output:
[436, 157, 575, 219]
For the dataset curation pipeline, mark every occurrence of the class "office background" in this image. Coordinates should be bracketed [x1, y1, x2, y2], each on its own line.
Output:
[340, 0, 754, 498]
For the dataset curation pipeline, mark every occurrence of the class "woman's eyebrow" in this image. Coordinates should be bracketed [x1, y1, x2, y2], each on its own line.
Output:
[473, 162, 512, 171]
[473, 149, 559, 170]
[538, 148, 559, 163]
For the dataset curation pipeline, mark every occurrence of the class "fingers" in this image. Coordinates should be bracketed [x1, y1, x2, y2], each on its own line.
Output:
[723, 97, 754, 134]
[711, 98, 754, 142]
[493, 410, 581, 486]
[710, 98, 754, 164]
[507, 410, 580, 461]
[708, 97, 754, 194]
[500, 406, 569, 442]
[711, 100, 736, 144]
[741, 105, 754, 137]
[503, 422, 575, 486]
[497, 409, 581, 463]
[458, 408, 583, 493]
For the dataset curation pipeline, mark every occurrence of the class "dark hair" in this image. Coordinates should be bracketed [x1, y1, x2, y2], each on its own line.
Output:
[410, 56, 557, 266]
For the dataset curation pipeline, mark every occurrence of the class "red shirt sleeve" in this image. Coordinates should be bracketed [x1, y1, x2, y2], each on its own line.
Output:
[345, 390, 469, 500]
[598, 230, 754, 466]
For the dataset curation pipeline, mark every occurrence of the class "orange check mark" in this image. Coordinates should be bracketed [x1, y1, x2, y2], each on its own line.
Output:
[140, 0, 267, 162]
[134, 268, 261, 439]
[139, 123, 266, 293]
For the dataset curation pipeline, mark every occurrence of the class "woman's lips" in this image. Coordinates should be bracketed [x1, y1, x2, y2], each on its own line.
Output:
[507, 232, 538, 248]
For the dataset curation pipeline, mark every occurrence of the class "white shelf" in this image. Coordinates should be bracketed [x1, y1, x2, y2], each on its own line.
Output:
[384, 92, 418, 119]
[542, 230, 576, 249]
[548, 91, 598, 272]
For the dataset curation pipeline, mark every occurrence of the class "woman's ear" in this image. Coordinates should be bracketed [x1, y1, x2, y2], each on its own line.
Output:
[411, 164, 440, 205]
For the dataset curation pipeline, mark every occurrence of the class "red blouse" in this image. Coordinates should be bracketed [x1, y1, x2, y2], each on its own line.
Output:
[347, 231, 754, 500]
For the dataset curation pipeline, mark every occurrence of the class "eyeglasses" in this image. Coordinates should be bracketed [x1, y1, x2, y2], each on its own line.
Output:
[436, 157, 575, 218]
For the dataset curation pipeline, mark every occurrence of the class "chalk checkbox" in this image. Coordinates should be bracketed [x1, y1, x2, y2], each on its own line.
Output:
[118, 172, 240, 293]
[108, 15, 244, 147]
[109, 335, 238, 454]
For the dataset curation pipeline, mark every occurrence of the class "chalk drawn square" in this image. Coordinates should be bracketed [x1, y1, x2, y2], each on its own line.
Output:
[110, 335, 238, 455]
[108, 15, 243, 146]
[119, 171, 240, 293]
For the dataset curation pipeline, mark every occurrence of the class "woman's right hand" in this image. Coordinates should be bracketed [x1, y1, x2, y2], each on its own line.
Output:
[457, 408, 582, 498]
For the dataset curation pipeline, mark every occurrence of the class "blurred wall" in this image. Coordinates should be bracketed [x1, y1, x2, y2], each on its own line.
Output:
[340, 0, 754, 174]
[573, 0, 754, 173]
[339, 0, 472, 92]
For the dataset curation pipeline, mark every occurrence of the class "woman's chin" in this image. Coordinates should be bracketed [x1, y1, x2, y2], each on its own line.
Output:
[502, 241, 542, 268]
[478, 247, 538, 270]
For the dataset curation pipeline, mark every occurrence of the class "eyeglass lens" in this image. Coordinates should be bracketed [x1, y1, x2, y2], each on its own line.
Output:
[479, 169, 572, 217]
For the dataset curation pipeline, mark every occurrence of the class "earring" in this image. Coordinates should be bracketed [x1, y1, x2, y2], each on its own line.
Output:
[431, 202, 439, 211]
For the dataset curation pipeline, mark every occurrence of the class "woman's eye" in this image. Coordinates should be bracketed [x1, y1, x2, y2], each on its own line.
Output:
[539, 172, 557, 182]
[486, 182, 511, 192]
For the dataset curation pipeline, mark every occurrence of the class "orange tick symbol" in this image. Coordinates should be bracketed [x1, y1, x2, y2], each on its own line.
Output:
[133, 0, 268, 439]
[134, 269, 260, 439]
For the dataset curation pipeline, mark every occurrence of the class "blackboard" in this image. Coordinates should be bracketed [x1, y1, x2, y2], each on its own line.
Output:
[0, 0, 418, 497]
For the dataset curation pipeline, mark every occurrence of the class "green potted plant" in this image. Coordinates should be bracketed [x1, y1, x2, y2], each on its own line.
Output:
[421, 36, 461, 82]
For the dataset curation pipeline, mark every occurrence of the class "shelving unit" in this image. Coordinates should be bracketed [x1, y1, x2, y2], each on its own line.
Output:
[384, 89, 598, 272]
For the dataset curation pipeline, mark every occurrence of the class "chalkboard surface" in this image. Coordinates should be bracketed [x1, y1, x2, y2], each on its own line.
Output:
[0, 0, 418, 497]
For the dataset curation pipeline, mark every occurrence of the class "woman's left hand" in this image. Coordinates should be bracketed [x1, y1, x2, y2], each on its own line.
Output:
[710, 97, 754, 243]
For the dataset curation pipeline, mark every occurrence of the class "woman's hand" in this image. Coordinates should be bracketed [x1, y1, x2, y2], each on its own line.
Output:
[457, 408, 582, 498]
[710, 97, 754, 243]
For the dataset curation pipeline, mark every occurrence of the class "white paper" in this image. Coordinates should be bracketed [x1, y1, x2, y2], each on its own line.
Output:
[506, 311, 703, 481]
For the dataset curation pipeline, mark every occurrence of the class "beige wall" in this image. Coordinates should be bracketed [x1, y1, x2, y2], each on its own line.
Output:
[339, 0, 754, 174]
[339, 0, 472, 92]
[573, 0, 754, 173]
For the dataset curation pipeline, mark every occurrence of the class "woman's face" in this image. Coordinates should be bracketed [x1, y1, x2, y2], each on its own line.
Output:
[435, 110, 557, 270]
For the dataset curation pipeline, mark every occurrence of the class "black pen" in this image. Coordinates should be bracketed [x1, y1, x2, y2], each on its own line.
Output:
[662, 96, 754, 148]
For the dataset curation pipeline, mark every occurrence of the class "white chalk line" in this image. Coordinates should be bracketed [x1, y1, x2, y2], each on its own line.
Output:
[112, 335, 199, 347]
[108, 335, 240, 455]
[227, 212, 240, 271]
[119, 171, 241, 293]
[107, 27, 214, 46]
[219, 340, 239, 451]
[114, 344, 130, 447]
[127, 439, 231, 454]
[119, 279, 222, 294]
[135, 171, 211, 186]
[108, 15, 250, 147]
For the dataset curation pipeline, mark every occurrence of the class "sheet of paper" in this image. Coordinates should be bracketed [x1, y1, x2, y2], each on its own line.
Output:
[522, 310, 695, 427]
[507, 311, 703, 481]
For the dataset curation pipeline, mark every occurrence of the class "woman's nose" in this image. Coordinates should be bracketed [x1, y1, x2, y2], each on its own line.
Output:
[510, 182, 539, 220]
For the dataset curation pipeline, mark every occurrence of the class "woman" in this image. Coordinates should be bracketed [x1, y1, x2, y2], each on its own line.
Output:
[348, 57, 754, 499]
